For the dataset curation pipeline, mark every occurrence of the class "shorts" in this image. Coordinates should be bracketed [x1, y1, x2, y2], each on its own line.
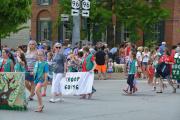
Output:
[107, 68, 113, 73]
[25, 72, 34, 81]
[142, 62, 148, 66]
[96, 65, 107, 73]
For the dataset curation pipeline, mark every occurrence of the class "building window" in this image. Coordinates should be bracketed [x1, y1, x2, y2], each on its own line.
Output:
[37, 20, 52, 42]
[144, 21, 164, 44]
[38, 0, 51, 5]
[121, 24, 130, 42]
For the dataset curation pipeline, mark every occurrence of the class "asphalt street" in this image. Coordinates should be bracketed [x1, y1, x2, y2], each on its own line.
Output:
[0, 80, 180, 120]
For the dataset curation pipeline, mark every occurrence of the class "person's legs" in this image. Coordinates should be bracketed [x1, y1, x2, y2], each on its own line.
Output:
[177, 80, 180, 88]
[142, 63, 147, 79]
[153, 77, 157, 91]
[57, 73, 64, 101]
[102, 65, 107, 80]
[88, 86, 96, 99]
[157, 78, 163, 93]
[50, 73, 58, 102]
[30, 81, 35, 97]
[129, 74, 134, 94]
[50, 73, 64, 102]
[124, 75, 131, 93]
[25, 73, 35, 100]
[96, 65, 102, 80]
[42, 85, 47, 97]
[35, 83, 44, 112]
[25, 80, 31, 92]
[166, 76, 176, 93]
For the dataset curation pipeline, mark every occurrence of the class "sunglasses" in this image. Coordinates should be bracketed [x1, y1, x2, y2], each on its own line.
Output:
[56, 47, 61, 49]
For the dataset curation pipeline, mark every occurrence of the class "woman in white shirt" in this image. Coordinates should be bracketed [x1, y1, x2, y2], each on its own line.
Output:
[136, 46, 143, 78]
[142, 47, 150, 79]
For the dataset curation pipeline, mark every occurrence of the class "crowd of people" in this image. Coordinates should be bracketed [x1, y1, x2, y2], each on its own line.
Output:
[0, 40, 180, 112]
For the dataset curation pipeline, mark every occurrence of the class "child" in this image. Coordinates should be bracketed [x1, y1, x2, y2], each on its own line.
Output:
[77, 51, 84, 72]
[123, 52, 138, 95]
[41, 52, 53, 97]
[0, 49, 15, 72]
[147, 60, 155, 85]
[14, 51, 27, 72]
[107, 59, 113, 79]
[67, 53, 78, 72]
[33, 50, 48, 112]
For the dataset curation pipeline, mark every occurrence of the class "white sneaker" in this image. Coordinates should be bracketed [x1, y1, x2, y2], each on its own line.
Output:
[49, 98, 55, 103]
[54, 98, 64, 102]
[54, 98, 61, 102]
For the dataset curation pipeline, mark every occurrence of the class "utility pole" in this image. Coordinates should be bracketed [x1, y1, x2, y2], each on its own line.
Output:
[112, 0, 116, 46]
[72, 16, 80, 47]
[71, 0, 90, 47]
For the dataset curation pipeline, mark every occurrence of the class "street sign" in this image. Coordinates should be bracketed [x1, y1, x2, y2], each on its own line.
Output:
[82, 10, 89, 17]
[82, 0, 90, 10]
[71, 9, 80, 16]
[61, 14, 69, 21]
[71, 0, 80, 9]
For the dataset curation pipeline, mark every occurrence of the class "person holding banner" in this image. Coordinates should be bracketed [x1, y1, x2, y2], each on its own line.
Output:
[33, 50, 48, 112]
[81, 46, 96, 99]
[0, 49, 15, 72]
[49, 43, 66, 103]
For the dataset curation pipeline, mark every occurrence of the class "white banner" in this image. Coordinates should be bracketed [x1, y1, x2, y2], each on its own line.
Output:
[60, 72, 94, 95]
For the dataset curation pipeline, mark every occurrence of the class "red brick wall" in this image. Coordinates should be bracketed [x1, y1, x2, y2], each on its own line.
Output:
[172, 0, 180, 45]
[164, 0, 180, 46]
[163, 0, 174, 46]
[31, 0, 59, 42]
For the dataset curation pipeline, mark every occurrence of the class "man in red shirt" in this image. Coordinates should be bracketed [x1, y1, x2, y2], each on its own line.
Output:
[81, 46, 96, 99]
[157, 48, 176, 93]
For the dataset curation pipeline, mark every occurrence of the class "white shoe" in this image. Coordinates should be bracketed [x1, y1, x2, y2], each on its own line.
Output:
[54, 98, 64, 102]
[49, 98, 55, 103]
[53, 98, 60, 102]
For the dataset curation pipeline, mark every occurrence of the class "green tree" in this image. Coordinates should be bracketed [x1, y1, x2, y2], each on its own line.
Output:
[115, 0, 169, 44]
[58, 0, 112, 42]
[58, 0, 169, 45]
[0, 0, 31, 48]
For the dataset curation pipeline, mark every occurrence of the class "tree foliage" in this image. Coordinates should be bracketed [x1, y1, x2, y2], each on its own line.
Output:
[58, 0, 112, 41]
[115, 0, 170, 42]
[0, 0, 31, 39]
[58, 0, 169, 43]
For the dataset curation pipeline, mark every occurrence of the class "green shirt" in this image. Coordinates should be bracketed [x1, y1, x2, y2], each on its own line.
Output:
[128, 60, 137, 75]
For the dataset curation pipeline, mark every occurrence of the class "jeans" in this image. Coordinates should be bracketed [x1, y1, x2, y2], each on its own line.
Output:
[127, 74, 135, 92]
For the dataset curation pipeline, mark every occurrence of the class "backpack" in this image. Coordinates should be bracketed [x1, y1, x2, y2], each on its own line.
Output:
[156, 62, 170, 78]
[85, 53, 94, 71]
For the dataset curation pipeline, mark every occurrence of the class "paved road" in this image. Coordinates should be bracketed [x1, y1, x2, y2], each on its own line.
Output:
[0, 80, 180, 120]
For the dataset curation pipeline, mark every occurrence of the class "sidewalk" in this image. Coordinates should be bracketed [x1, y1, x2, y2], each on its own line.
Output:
[94, 72, 126, 80]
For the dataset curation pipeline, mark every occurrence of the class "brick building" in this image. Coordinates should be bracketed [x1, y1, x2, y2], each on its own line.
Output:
[164, 0, 180, 45]
[31, 0, 180, 46]
[31, 0, 59, 44]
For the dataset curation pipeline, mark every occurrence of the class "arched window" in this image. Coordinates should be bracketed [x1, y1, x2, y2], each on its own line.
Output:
[37, 19, 52, 42]
[38, 0, 52, 5]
